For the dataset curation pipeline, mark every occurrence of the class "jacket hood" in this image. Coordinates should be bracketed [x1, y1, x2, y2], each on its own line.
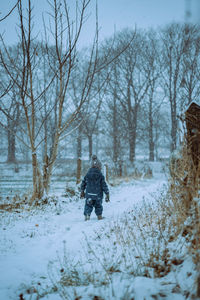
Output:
[90, 155, 102, 170]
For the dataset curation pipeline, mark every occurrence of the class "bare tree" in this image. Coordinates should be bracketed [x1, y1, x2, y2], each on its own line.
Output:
[141, 30, 161, 161]
[6, 92, 21, 162]
[160, 23, 187, 152]
[81, 74, 104, 159]
[116, 29, 150, 162]
[179, 24, 200, 109]
[0, 0, 100, 202]
[104, 59, 124, 169]
[0, 91, 20, 163]
[0, 46, 23, 162]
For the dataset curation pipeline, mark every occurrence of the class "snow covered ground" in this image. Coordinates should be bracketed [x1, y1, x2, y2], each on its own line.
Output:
[0, 162, 196, 299]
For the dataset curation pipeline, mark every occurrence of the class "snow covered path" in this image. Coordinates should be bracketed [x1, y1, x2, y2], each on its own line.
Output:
[0, 176, 166, 300]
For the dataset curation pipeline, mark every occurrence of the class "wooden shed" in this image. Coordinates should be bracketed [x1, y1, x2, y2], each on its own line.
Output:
[185, 101, 200, 171]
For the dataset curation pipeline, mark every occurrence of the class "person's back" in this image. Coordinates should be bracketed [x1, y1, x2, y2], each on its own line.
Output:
[80, 155, 110, 220]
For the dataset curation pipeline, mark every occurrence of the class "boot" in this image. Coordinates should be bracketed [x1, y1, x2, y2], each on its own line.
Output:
[85, 215, 90, 221]
[97, 215, 103, 220]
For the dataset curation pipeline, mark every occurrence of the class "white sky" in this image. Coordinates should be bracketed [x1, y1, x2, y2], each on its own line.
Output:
[0, 0, 200, 48]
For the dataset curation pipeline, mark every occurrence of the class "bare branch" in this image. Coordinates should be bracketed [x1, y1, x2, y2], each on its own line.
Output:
[0, 0, 20, 22]
[0, 120, 30, 149]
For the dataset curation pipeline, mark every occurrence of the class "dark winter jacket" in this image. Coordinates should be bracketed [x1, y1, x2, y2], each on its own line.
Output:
[81, 167, 109, 200]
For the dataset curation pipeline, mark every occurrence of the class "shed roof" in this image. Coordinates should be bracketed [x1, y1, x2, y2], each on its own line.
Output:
[185, 101, 200, 130]
[185, 101, 200, 113]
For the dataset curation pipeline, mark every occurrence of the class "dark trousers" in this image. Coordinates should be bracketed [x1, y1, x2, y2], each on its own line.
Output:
[84, 198, 103, 216]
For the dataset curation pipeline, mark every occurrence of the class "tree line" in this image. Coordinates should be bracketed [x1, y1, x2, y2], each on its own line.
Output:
[1, 0, 200, 201]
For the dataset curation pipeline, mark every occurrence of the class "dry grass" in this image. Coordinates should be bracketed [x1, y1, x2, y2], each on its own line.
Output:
[0, 193, 30, 212]
[169, 141, 200, 298]
[48, 183, 191, 299]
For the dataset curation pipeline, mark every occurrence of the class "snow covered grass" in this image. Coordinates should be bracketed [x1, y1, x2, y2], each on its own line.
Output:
[0, 160, 152, 203]
[0, 160, 199, 299]
[47, 183, 197, 300]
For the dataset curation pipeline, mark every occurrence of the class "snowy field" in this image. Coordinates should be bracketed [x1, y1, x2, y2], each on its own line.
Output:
[0, 162, 196, 299]
[0, 161, 79, 200]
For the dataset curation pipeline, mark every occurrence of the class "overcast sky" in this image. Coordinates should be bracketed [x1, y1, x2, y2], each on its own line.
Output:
[0, 0, 200, 47]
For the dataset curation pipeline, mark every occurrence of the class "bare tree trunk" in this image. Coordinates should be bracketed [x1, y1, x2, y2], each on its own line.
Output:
[113, 67, 119, 165]
[6, 98, 20, 163]
[148, 95, 154, 161]
[170, 101, 177, 152]
[129, 130, 136, 163]
[88, 135, 93, 159]
[77, 124, 82, 159]
[32, 153, 43, 201]
[76, 125, 82, 184]
[127, 82, 137, 162]
[7, 123, 16, 163]
[76, 158, 82, 184]
[104, 163, 109, 182]
[149, 139, 154, 161]
[43, 139, 57, 194]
